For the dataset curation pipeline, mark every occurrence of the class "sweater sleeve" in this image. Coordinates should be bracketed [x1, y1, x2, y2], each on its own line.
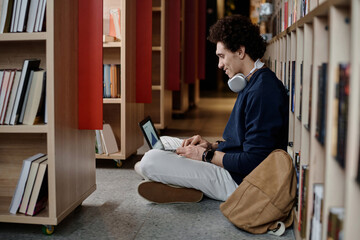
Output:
[222, 83, 287, 176]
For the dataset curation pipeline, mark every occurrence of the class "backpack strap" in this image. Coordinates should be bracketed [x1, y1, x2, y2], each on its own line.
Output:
[267, 221, 286, 236]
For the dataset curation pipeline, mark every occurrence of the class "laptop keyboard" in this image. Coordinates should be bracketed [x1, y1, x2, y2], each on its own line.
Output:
[160, 136, 183, 150]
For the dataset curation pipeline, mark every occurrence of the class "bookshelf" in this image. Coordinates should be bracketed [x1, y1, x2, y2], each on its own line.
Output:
[144, 0, 172, 130]
[99, 0, 144, 163]
[265, 0, 360, 239]
[0, 0, 96, 231]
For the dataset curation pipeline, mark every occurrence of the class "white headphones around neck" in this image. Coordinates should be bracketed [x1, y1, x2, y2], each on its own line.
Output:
[227, 59, 265, 93]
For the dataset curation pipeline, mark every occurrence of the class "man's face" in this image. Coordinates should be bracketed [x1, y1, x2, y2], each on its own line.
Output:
[216, 42, 242, 78]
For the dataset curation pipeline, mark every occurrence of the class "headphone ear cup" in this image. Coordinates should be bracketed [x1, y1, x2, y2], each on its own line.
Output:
[227, 73, 247, 92]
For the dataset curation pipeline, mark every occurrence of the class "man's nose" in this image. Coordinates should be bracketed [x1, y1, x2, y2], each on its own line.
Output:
[218, 61, 223, 69]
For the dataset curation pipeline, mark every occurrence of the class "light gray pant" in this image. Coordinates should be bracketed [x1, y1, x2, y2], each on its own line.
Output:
[137, 147, 238, 201]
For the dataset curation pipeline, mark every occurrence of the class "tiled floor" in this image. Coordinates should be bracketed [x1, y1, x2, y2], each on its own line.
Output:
[0, 94, 295, 240]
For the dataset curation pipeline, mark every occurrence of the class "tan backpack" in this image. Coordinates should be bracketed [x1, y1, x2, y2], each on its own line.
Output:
[220, 149, 296, 235]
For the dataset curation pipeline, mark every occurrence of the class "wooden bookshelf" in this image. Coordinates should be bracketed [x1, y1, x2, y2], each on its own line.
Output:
[266, 0, 359, 239]
[0, 0, 96, 230]
[98, 0, 144, 162]
[144, 0, 173, 130]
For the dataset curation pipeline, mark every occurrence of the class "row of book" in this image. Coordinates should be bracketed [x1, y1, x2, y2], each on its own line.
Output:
[276, 60, 327, 145]
[0, 59, 46, 125]
[9, 153, 48, 216]
[95, 124, 119, 155]
[272, 0, 312, 36]
[0, 0, 46, 34]
[103, 64, 121, 99]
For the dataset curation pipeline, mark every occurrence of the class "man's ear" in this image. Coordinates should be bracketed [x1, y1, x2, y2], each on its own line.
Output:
[237, 46, 246, 59]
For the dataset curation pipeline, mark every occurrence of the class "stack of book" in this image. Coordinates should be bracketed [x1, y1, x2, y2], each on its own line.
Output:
[0, 0, 47, 34]
[0, 59, 46, 125]
[9, 153, 48, 216]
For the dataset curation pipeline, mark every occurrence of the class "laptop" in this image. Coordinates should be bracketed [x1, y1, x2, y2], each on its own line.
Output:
[139, 116, 182, 152]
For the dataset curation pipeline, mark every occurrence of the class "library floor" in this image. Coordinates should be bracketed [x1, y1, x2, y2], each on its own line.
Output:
[0, 91, 295, 240]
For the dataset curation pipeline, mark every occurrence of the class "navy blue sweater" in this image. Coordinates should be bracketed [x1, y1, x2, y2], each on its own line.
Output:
[217, 68, 288, 185]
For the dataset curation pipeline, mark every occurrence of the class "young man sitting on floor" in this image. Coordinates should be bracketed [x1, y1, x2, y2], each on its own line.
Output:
[135, 14, 289, 203]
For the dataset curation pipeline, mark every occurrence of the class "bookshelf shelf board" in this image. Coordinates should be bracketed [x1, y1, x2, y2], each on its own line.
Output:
[103, 42, 121, 48]
[152, 85, 161, 90]
[0, 197, 52, 224]
[0, 33, 47, 41]
[103, 98, 122, 104]
[95, 151, 123, 159]
[0, 125, 48, 133]
[152, 46, 162, 51]
[152, 7, 161, 11]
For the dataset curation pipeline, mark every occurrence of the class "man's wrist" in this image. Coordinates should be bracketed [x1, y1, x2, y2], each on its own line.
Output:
[202, 149, 215, 163]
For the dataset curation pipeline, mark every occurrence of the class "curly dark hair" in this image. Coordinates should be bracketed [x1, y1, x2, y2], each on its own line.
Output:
[208, 15, 266, 61]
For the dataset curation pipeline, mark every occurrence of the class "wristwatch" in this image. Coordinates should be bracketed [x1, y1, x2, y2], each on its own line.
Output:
[202, 149, 215, 163]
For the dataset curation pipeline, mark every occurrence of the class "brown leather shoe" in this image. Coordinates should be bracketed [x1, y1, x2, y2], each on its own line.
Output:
[137, 180, 203, 204]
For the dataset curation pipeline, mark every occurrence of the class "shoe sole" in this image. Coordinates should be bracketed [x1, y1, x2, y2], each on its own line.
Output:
[138, 181, 203, 204]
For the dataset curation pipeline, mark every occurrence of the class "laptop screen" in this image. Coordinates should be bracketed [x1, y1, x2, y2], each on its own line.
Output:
[139, 116, 164, 150]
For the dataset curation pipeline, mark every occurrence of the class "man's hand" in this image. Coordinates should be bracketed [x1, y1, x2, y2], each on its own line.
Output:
[181, 135, 211, 149]
[176, 145, 206, 161]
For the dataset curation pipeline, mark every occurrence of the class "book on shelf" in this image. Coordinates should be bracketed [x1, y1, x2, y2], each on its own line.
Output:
[315, 63, 328, 146]
[110, 64, 120, 98]
[298, 164, 309, 238]
[22, 70, 46, 125]
[18, 70, 34, 123]
[291, 61, 295, 113]
[26, 159, 48, 216]
[0, 70, 15, 124]
[294, 151, 300, 212]
[287, 60, 291, 95]
[102, 123, 119, 155]
[327, 207, 344, 240]
[331, 65, 340, 159]
[109, 8, 120, 40]
[25, 0, 40, 32]
[9, 153, 46, 214]
[336, 63, 350, 169]
[16, 0, 30, 32]
[298, 61, 303, 121]
[9, 59, 40, 125]
[0, 0, 15, 33]
[35, 0, 45, 32]
[4, 70, 20, 124]
[18, 155, 47, 214]
[95, 129, 103, 155]
[310, 183, 324, 240]
[103, 64, 111, 98]
[305, 64, 313, 131]
[9, 0, 17, 32]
